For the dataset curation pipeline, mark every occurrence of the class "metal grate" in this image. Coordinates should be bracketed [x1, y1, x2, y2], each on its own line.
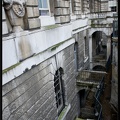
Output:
[54, 69, 65, 115]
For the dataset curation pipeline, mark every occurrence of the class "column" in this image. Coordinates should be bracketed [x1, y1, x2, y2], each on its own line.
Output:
[89, 36, 93, 69]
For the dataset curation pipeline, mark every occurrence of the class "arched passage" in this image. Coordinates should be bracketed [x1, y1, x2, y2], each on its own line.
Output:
[92, 31, 107, 59]
[89, 27, 113, 37]
[92, 65, 106, 71]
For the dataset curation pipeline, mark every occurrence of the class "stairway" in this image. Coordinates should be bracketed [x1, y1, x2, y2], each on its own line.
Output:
[79, 90, 96, 119]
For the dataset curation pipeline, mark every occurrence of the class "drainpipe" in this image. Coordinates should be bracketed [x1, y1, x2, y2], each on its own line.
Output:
[74, 43, 78, 72]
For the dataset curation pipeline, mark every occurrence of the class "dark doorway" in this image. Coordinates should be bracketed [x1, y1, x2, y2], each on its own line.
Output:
[78, 89, 86, 108]
[92, 65, 106, 71]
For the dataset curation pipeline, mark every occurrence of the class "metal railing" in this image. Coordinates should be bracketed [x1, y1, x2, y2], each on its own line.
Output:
[105, 55, 112, 72]
[94, 76, 105, 120]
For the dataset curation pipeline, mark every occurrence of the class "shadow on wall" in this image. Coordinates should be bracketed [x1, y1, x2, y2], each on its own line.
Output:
[92, 65, 106, 71]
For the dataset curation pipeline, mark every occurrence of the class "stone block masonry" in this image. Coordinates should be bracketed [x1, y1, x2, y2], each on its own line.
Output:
[73, 30, 89, 70]
[2, 59, 57, 120]
[2, 43, 81, 120]
[73, 0, 82, 19]
[2, 6, 8, 35]
[25, 0, 40, 30]
[55, 0, 70, 24]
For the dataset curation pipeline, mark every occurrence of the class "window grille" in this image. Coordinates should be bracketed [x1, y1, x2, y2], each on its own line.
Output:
[54, 68, 65, 115]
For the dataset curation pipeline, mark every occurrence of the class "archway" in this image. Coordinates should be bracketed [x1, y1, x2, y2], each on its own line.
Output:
[92, 31, 107, 59]
[92, 65, 106, 71]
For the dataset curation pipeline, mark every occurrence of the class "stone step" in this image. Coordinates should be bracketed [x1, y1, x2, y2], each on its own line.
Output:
[80, 107, 95, 119]
[87, 91, 95, 100]
[76, 118, 94, 120]
[85, 100, 94, 107]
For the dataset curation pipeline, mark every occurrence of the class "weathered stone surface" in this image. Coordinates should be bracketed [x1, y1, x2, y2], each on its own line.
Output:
[26, 7, 39, 18]
[55, 8, 70, 15]
[2, 7, 6, 20]
[55, 1, 69, 8]
[26, 0, 38, 6]
[74, 7, 81, 11]
[55, 16, 70, 23]
[2, 39, 89, 120]
[28, 18, 40, 29]
[74, 0, 80, 2]
[74, 2, 81, 7]
[74, 11, 81, 15]
[2, 21, 8, 35]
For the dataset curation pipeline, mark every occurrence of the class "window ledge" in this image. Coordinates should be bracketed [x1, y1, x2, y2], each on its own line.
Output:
[58, 104, 71, 120]
[84, 56, 88, 63]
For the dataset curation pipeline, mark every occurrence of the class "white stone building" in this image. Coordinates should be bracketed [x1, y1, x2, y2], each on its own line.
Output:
[2, 0, 117, 120]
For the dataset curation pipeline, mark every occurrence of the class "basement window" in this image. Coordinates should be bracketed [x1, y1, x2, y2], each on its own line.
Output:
[54, 67, 65, 115]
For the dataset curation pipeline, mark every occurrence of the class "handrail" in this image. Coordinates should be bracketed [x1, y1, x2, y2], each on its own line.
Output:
[106, 55, 112, 72]
[94, 76, 105, 120]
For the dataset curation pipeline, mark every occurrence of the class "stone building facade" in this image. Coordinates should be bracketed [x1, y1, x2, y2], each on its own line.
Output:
[2, 0, 116, 120]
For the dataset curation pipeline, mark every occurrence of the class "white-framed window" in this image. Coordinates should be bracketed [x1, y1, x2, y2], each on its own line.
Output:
[38, 0, 49, 16]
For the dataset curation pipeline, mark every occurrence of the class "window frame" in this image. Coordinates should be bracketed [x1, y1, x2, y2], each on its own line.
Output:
[54, 68, 65, 115]
[38, 0, 50, 16]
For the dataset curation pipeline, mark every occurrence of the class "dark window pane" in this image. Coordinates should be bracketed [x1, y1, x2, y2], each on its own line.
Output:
[54, 68, 65, 115]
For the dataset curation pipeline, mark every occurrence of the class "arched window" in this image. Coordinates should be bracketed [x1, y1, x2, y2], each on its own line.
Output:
[54, 67, 65, 115]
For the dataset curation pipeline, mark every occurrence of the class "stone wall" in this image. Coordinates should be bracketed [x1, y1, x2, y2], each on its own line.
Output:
[2, 1, 9, 35]
[73, 30, 89, 70]
[2, 43, 82, 120]
[101, 1, 108, 11]
[74, 0, 82, 19]
[82, 0, 90, 13]
[25, 0, 40, 29]
[2, 57, 58, 120]
[55, 0, 70, 24]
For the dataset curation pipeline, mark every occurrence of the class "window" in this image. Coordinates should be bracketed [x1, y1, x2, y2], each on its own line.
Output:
[74, 42, 78, 72]
[38, 0, 49, 16]
[84, 36, 87, 59]
[111, 7, 116, 12]
[54, 68, 65, 115]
